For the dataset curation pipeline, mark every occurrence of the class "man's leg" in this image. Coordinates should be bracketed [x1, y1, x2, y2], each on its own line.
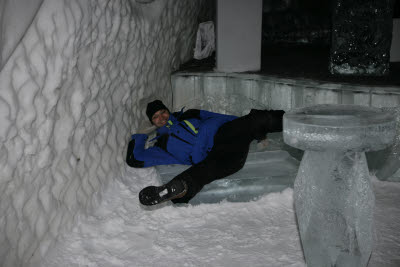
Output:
[214, 109, 285, 143]
[139, 141, 250, 206]
[171, 109, 285, 204]
[171, 142, 250, 203]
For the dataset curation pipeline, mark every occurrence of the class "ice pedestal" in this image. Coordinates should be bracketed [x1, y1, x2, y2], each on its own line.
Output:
[373, 107, 400, 182]
[283, 104, 396, 267]
[156, 146, 299, 205]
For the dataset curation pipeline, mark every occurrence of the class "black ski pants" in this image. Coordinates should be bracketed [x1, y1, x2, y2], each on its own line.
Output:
[171, 109, 284, 203]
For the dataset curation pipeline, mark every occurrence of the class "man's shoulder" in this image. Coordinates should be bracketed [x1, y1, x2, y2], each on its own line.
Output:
[171, 111, 181, 118]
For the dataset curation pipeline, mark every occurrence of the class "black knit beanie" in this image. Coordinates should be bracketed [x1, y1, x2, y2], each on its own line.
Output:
[146, 100, 169, 122]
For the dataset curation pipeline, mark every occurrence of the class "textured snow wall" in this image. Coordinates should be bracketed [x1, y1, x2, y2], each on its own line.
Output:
[0, 0, 203, 266]
[0, 0, 44, 70]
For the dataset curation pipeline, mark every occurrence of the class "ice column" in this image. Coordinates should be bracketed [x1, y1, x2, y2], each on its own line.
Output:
[330, 0, 394, 75]
[283, 104, 396, 267]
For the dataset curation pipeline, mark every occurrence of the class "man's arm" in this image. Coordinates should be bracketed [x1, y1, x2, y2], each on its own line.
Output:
[198, 110, 237, 120]
[126, 134, 183, 168]
[179, 109, 237, 121]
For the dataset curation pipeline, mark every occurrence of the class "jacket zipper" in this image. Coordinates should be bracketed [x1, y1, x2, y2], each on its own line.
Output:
[171, 133, 192, 145]
[179, 123, 196, 136]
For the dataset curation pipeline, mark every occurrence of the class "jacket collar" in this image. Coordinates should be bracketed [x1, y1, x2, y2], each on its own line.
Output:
[156, 113, 178, 135]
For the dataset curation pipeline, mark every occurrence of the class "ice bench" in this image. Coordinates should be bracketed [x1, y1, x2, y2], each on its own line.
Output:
[156, 135, 300, 205]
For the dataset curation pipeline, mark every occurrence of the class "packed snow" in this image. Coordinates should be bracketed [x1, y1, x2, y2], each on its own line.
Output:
[42, 165, 400, 267]
[43, 166, 305, 267]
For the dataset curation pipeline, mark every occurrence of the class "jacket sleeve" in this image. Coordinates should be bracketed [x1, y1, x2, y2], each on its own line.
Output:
[178, 109, 201, 121]
[199, 110, 238, 121]
[126, 134, 183, 168]
[189, 110, 238, 164]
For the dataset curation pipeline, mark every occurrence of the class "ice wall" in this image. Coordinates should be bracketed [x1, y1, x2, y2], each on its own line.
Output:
[0, 0, 203, 266]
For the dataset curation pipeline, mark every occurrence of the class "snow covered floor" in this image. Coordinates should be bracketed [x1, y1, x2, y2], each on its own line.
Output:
[43, 167, 400, 267]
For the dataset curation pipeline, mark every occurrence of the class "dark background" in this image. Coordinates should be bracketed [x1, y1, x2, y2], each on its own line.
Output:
[181, 0, 400, 85]
[395, 0, 400, 17]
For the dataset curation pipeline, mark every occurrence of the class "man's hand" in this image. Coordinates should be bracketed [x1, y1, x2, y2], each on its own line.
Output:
[256, 138, 269, 150]
[126, 139, 145, 168]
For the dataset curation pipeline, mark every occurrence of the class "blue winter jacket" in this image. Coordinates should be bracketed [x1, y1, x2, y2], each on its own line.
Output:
[129, 110, 237, 167]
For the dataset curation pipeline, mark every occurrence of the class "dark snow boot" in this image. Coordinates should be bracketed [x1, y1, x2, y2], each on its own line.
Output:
[266, 110, 285, 132]
[139, 179, 188, 206]
[249, 109, 285, 140]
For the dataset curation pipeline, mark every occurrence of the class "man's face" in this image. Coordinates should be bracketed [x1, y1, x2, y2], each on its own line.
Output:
[151, 109, 170, 128]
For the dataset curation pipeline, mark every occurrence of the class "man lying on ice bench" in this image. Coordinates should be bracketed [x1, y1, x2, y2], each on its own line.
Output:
[126, 100, 284, 206]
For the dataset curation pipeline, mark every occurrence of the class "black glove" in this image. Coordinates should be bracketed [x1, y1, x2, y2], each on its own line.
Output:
[178, 109, 201, 121]
[126, 139, 144, 168]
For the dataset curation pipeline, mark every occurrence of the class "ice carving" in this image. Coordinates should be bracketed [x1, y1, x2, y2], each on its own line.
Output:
[284, 105, 396, 152]
[284, 104, 396, 267]
[330, 0, 393, 75]
[156, 139, 299, 204]
[374, 106, 400, 182]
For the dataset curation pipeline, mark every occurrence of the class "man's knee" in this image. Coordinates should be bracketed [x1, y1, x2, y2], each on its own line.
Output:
[267, 110, 285, 132]
[225, 151, 247, 175]
[249, 109, 285, 135]
[170, 171, 204, 204]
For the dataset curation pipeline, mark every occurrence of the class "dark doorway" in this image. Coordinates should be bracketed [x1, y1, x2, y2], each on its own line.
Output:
[395, 0, 400, 18]
[261, 0, 332, 79]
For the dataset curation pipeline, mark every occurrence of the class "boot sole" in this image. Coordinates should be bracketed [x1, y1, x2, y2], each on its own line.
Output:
[139, 181, 188, 206]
